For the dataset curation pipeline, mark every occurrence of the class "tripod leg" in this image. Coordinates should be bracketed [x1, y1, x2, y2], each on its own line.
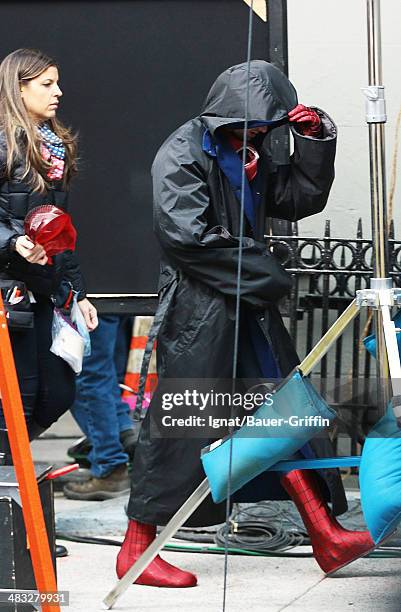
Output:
[102, 478, 210, 609]
[300, 299, 361, 376]
[380, 304, 401, 417]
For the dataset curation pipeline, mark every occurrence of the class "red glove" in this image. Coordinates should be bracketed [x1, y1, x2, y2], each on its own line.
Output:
[288, 104, 321, 137]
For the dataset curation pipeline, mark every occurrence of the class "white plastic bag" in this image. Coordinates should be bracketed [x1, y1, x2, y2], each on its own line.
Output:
[50, 308, 85, 374]
[70, 293, 91, 357]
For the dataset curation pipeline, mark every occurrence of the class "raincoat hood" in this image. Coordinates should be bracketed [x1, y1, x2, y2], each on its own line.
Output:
[200, 60, 298, 134]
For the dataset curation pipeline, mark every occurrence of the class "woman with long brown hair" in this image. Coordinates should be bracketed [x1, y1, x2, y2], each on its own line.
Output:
[0, 48, 98, 458]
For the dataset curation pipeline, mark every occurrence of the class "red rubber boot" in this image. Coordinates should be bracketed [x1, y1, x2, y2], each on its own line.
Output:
[116, 519, 197, 587]
[281, 470, 375, 575]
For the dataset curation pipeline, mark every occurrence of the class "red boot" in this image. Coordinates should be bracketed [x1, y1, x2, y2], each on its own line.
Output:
[281, 470, 375, 575]
[116, 519, 197, 587]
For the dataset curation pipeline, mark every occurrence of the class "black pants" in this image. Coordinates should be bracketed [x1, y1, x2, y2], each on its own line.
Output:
[1, 297, 76, 429]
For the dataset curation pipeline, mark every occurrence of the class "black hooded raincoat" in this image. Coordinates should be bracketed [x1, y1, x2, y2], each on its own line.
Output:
[128, 61, 347, 527]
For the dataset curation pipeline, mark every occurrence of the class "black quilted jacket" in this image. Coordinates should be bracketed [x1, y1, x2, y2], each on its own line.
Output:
[0, 131, 86, 301]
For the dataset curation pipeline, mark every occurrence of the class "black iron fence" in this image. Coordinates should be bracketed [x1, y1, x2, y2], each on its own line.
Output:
[267, 218, 401, 456]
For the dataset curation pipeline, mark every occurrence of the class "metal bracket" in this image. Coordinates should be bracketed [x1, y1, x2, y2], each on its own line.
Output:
[356, 287, 401, 308]
[362, 85, 387, 123]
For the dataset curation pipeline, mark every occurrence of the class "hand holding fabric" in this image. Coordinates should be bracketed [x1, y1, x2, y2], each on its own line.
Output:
[288, 104, 321, 137]
[24, 205, 77, 265]
[15, 235, 48, 265]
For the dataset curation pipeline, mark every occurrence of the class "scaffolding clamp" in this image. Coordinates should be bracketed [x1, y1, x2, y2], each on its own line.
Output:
[356, 287, 401, 308]
[362, 85, 387, 123]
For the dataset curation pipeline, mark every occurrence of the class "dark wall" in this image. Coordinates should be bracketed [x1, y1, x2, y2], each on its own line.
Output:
[0, 1, 268, 293]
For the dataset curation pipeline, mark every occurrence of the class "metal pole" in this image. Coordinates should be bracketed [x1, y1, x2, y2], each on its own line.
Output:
[365, 0, 390, 415]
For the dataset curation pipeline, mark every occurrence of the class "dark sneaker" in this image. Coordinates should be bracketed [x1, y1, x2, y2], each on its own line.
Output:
[67, 429, 140, 466]
[55, 544, 68, 558]
[63, 465, 130, 501]
[67, 436, 92, 468]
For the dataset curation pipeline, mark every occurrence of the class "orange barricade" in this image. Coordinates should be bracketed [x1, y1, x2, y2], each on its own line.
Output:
[0, 294, 60, 612]
[122, 316, 157, 411]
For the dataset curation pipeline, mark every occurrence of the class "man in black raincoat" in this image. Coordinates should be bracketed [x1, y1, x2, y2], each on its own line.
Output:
[116, 62, 375, 587]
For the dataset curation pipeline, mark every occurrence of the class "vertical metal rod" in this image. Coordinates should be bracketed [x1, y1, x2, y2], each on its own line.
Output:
[367, 0, 382, 89]
[368, 125, 388, 277]
[366, 0, 390, 415]
[320, 221, 331, 396]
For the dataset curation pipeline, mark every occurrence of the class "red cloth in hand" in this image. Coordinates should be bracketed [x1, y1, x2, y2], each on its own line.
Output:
[24, 205, 77, 265]
[288, 104, 321, 137]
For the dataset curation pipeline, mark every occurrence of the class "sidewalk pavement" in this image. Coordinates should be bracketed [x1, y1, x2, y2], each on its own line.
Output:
[30, 413, 401, 612]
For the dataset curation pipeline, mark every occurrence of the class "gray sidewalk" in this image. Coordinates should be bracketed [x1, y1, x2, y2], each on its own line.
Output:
[30, 413, 401, 612]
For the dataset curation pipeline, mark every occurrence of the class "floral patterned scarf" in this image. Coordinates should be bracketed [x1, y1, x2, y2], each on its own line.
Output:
[38, 123, 65, 181]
